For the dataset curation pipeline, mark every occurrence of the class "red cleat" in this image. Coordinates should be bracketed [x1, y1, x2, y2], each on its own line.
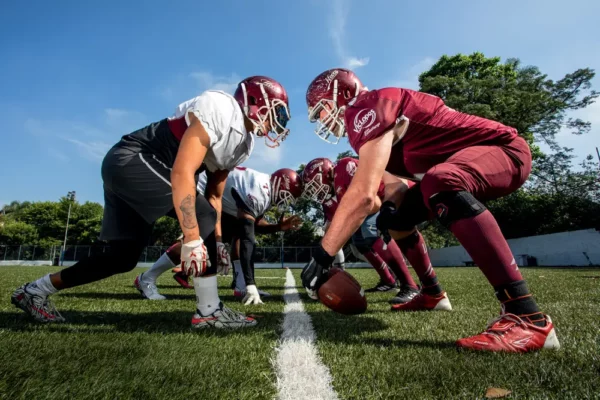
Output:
[456, 313, 560, 353]
[173, 271, 193, 289]
[390, 291, 452, 312]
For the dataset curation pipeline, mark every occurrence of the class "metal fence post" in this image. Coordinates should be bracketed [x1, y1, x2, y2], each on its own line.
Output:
[88, 247, 91, 257]
[3, 246, 7, 260]
[17, 245, 22, 261]
[32, 246, 36, 260]
[73, 245, 77, 261]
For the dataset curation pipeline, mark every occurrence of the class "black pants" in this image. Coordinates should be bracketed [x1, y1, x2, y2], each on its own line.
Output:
[60, 146, 217, 288]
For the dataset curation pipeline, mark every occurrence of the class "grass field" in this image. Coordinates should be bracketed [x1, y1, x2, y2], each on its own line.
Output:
[0, 266, 599, 399]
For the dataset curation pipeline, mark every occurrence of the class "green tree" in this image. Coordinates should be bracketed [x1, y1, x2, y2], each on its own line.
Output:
[0, 220, 38, 245]
[419, 52, 598, 151]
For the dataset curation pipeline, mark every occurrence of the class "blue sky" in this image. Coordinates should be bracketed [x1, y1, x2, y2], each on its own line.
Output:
[1, 0, 599, 207]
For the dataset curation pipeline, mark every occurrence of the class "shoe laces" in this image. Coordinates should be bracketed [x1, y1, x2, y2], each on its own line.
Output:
[483, 313, 526, 337]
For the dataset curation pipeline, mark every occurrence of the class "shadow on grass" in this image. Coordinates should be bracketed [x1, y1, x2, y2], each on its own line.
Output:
[56, 292, 285, 304]
[307, 310, 456, 350]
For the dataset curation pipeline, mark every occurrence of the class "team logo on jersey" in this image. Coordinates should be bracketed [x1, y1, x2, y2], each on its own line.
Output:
[325, 70, 339, 90]
[346, 161, 357, 177]
[353, 109, 377, 133]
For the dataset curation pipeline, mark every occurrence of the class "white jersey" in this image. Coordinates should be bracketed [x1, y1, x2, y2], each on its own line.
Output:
[170, 90, 254, 172]
[197, 167, 272, 218]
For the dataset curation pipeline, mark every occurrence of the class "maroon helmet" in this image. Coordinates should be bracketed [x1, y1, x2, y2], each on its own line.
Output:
[270, 168, 303, 210]
[305, 68, 366, 144]
[301, 158, 335, 203]
[234, 76, 291, 148]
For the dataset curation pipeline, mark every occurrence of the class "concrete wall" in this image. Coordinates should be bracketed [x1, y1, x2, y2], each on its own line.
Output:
[428, 228, 600, 267]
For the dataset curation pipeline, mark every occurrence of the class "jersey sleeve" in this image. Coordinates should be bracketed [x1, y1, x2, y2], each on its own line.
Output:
[345, 89, 404, 154]
[182, 91, 235, 148]
[333, 158, 359, 202]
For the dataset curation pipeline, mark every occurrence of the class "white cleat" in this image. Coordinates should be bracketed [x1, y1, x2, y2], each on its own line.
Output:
[134, 274, 166, 300]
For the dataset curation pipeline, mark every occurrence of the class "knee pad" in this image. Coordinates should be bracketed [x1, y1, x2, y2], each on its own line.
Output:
[428, 191, 486, 228]
[387, 184, 430, 231]
[109, 240, 145, 273]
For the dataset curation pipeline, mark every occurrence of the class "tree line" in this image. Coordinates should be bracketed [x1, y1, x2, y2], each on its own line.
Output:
[2, 53, 599, 249]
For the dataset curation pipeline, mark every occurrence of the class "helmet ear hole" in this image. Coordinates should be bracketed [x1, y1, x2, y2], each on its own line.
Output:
[343, 89, 353, 99]
[248, 96, 258, 106]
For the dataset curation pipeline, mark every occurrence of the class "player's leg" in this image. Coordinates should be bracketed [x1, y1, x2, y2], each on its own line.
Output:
[351, 214, 397, 292]
[382, 185, 451, 310]
[421, 136, 559, 352]
[369, 238, 419, 304]
[11, 160, 154, 323]
[134, 242, 183, 299]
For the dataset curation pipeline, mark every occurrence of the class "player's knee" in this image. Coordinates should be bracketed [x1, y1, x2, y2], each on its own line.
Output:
[385, 186, 430, 231]
[421, 167, 467, 208]
[428, 191, 486, 228]
[108, 241, 144, 273]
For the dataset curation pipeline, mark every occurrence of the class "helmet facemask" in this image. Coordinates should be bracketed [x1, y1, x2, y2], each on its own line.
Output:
[302, 172, 332, 203]
[241, 83, 290, 148]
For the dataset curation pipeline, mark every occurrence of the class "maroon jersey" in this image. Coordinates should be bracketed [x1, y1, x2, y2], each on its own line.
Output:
[322, 196, 339, 223]
[344, 88, 518, 177]
[333, 157, 385, 201]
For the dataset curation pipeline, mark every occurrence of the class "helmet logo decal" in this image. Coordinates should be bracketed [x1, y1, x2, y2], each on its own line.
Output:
[325, 70, 339, 90]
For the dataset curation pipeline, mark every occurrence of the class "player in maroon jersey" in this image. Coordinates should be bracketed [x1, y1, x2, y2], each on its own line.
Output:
[301, 68, 559, 353]
[302, 157, 422, 304]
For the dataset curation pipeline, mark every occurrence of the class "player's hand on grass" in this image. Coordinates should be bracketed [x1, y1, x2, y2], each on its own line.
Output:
[181, 239, 211, 277]
[216, 241, 231, 275]
[243, 284, 263, 305]
[301, 244, 335, 300]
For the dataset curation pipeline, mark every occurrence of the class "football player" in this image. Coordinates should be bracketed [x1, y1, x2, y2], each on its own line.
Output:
[12, 76, 291, 329]
[135, 166, 303, 305]
[301, 157, 421, 304]
[301, 68, 560, 352]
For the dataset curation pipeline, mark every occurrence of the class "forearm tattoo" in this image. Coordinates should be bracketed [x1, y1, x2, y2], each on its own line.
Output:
[179, 194, 198, 229]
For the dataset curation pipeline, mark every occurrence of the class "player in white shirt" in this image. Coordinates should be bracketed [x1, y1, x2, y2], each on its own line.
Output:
[136, 167, 304, 305]
[13, 76, 291, 329]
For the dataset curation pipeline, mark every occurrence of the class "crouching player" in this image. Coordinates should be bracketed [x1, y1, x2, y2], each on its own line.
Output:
[302, 157, 423, 304]
[135, 166, 303, 305]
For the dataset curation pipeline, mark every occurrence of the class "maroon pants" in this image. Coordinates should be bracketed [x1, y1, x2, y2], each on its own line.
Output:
[420, 136, 532, 204]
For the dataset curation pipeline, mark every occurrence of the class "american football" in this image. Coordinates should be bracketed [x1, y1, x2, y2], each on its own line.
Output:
[318, 267, 367, 315]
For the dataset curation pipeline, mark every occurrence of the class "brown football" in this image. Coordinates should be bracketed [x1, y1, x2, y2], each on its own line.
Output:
[318, 268, 367, 315]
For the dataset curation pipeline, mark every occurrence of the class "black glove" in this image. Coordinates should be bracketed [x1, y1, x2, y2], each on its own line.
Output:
[376, 201, 396, 245]
[301, 244, 335, 300]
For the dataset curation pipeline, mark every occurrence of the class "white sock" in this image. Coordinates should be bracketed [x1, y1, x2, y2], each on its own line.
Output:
[143, 252, 175, 284]
[233, 260, 246, 291]
[30, 274, 58, 297]
[194, 275, 220, 316]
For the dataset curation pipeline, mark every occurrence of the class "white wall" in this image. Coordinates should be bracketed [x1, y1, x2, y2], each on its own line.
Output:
[429, 229, 600, 267]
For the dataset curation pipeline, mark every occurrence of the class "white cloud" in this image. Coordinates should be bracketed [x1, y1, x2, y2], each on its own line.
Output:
[388, 57, 436, 89]
[63, 138, 111, 162]
[25, 108, 148, 164]
[243, 140, 284, 173]
[190, 72, 241, 94]
[330, 0, 369, 69]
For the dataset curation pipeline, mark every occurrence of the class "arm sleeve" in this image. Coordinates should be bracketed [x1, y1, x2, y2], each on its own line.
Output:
[237, 218, 256, 286]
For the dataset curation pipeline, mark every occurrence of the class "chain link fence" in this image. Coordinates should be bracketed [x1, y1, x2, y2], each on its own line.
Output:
[0, 244, 362, 265]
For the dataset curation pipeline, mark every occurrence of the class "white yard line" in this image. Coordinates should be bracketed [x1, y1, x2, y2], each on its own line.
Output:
[272, 269, 338, 400]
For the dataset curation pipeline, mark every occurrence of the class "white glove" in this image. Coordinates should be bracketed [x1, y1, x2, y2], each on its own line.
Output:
[181, 239, 211, 277]
[216, 242, 231, 275]
[243, 284, 264, 305]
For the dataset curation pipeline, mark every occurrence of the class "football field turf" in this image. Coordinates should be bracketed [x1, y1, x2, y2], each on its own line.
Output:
[0, 266, 598, 399]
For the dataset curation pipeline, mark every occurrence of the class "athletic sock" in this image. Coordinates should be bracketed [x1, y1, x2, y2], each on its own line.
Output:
[194, 275, 220, 316]
[363, 250, 396, 285]
[494, 280, 545, 327]
[450, 210, 523, 286]
[396, 231, 442, 295]
[142, 252, 175, 284]
[372, 238, 417, 288]
[30, 274, 58, 297]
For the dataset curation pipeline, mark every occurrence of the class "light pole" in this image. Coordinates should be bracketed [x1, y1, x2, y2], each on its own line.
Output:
[61, 191, 76, 266]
